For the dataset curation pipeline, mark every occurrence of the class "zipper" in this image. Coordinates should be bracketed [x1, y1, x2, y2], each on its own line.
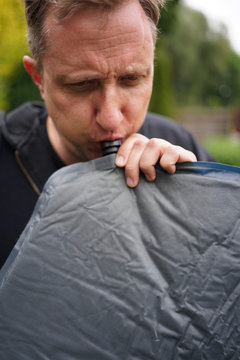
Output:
[15, 150, 41, 196]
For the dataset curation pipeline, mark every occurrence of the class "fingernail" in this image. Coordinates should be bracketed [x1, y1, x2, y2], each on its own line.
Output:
[127, 177, 135, 188]
[116, 156, 124, 166]
[145, 173, 156, 182]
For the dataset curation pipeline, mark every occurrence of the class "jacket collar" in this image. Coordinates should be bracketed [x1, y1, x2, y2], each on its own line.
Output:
[2, 102, 64, 193]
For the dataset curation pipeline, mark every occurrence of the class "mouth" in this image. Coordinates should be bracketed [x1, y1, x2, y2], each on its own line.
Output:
[99, 135, 123, 142]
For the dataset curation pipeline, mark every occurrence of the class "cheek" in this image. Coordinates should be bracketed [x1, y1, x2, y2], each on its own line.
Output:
[44, 84, 92, 122]
[50, 100, 93, 139]
[126, 85, 152, 128]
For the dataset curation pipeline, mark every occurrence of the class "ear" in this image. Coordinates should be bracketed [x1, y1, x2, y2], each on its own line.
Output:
[23, 55, 45, 99]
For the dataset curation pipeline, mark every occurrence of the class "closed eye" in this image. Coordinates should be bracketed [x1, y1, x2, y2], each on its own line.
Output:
[69, 79, 99, 91]
[119, 75, 142, 86]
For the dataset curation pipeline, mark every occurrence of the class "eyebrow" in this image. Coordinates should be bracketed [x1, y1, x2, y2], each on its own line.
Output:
[55, 71, 104, 84]
[56, 66, 151, 83]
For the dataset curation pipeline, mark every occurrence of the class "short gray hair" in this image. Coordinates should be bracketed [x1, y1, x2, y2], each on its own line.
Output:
[23, 0, 166, 66]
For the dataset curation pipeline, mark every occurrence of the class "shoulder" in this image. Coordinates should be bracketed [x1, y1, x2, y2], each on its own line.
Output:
[1, 102, 46, 149]
[139, 112, 194, 146]
[138, 112, 214, 161]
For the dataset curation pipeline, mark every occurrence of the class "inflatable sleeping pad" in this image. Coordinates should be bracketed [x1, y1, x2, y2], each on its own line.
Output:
[0, 155, 240, 359]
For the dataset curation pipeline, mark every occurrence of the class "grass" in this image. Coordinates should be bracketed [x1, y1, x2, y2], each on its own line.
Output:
[204, 134, 240, 167]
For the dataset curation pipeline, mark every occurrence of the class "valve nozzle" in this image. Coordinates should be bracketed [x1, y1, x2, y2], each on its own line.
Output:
[101, 139, 121, 156]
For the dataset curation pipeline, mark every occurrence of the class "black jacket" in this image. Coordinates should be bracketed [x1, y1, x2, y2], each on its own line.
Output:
[0, 102, 213, 267]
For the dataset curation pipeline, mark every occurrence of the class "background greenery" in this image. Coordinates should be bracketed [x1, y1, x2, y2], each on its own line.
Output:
[151, 0, 240, 115]
[204, 135, 240, 167]
[1, 0, 240, 165]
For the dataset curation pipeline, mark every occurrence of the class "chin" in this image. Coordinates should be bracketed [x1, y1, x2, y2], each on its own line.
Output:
[86, 150, 102, 161]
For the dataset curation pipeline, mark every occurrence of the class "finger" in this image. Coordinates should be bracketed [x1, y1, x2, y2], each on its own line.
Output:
[124, 138, 148, 188]
[139, 138, 167, 181]
[160, 146, 197, 174]
[115, 134, 147, 168]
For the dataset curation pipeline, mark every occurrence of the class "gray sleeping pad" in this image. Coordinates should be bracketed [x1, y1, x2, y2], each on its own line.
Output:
[0, 155, 240, 359]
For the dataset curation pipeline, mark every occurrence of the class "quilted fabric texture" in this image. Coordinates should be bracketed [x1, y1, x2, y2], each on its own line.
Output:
[0, 156, 240, 359]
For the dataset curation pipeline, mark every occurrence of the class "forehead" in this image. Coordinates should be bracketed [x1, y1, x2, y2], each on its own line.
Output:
[45, 1, 153, 50]
[42, 0, 154, 75]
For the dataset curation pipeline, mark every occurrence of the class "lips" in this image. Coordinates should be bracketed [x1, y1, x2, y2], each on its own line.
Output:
[98, 136, 123, 142]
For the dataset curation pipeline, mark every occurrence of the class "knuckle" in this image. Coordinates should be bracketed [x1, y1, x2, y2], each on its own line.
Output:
[174, 145, 183, 153]
[147, 138, 159, 148]
[131, 133, 142, 140]
[133, 138, 146, 148]
[166, 144, 179, 156]
[140, 163, 150, 173]
[130, 133, 145, 142]
[125, 163, 137, 173]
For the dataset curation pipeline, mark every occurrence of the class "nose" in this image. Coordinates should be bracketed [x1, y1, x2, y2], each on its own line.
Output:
[95, 86, 123, 132]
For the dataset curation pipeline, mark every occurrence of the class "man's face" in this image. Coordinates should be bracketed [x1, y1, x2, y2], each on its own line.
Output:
[36, 0, 154, 163]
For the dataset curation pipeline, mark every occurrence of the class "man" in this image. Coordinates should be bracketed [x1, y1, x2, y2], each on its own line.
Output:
[0, 0, 212, 268]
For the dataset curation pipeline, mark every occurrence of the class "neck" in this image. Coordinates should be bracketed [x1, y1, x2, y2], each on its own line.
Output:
[46, 116, 80, 165]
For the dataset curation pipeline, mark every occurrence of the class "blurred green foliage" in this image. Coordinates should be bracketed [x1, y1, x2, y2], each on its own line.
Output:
[164, 3, 240, 109]
[149, 41, 175, 117]
[158, 0, 180, 34]
[0, 0, 32, 110]
[0, 0, 26, 76]
[149, 0, 240, 116]
[7, 61, 42, 110]
[204, 135, 240, 166]
[1, 0, 240, 116]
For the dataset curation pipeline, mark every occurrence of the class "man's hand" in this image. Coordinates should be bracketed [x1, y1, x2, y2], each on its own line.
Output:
[115, 134, 197, 188]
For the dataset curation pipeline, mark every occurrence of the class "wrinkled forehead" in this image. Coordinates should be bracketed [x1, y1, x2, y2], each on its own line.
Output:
[43, 0, 153, 49]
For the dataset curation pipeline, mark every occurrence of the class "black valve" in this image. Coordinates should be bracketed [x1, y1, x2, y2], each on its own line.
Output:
[101, 139, 121, 156]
